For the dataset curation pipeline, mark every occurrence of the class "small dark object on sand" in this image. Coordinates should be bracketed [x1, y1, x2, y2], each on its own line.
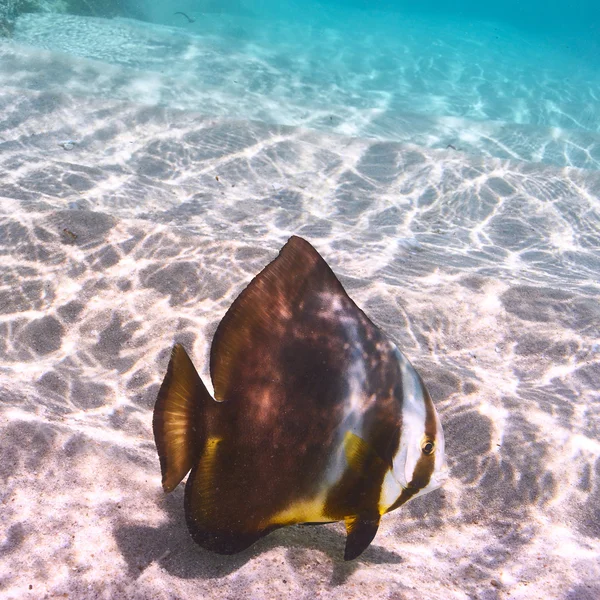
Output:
[174, 11, 196, 23]
[62, 228, 78, 243]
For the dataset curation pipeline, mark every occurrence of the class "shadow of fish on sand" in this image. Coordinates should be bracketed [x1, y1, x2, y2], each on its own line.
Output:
[113, 489, 403, 585]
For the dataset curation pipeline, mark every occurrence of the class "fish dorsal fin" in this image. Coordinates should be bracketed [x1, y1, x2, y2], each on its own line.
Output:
[344, 515, 380, 560]
[344, 431, 387, 476]
[210, 236, 349, 401]
[153, 344, 211, 492]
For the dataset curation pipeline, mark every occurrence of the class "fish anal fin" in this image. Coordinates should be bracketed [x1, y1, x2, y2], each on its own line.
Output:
[153, 344, 212, 493]
[344, 515, 380, 561]
[185, 517, 278, 555]
[185, 440, 279, 555]
[344, 431, 387, 476]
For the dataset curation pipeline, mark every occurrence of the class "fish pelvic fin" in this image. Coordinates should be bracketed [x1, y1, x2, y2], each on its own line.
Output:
[153, 343, 212, 493]
[344, 515, 380, 561]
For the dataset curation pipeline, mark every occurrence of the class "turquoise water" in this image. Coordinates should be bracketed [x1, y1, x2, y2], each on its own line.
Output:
[2, 2, 600, 598]
[5, 1, 600, 169]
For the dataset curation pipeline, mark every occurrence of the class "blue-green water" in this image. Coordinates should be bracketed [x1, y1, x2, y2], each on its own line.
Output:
[3, 0, 600, 169]
[2, 2, 600, 598]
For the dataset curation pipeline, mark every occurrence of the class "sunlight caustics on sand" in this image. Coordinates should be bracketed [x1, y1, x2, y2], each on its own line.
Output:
[1, 3, 599, 599]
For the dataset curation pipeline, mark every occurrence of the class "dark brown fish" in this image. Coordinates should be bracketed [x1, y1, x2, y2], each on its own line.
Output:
[153, 236, 447, 560]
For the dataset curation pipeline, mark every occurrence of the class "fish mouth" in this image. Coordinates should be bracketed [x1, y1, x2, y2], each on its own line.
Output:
[429, 466, 450, 489]
[404, 464, 449, 494]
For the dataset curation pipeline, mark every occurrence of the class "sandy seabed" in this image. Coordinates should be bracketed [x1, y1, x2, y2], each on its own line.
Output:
[1, 18, 600, 600]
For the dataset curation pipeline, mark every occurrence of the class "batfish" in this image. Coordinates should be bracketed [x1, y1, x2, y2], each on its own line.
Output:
[153, 236, 447, 560]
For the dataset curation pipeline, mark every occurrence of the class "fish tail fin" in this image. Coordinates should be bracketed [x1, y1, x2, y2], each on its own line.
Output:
[153, 343, 213, 493]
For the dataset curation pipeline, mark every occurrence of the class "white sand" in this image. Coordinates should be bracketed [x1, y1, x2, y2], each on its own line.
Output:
[1, 19, 600, 599]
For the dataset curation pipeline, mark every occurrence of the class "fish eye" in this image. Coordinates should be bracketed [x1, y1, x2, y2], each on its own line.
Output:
[421, 440, 435, 455]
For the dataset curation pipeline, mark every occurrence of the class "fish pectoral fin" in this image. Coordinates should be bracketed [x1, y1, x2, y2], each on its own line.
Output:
[344, 515, 380, 561]
[153, 344, 213, 493]
[343, 431, 387, 476]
